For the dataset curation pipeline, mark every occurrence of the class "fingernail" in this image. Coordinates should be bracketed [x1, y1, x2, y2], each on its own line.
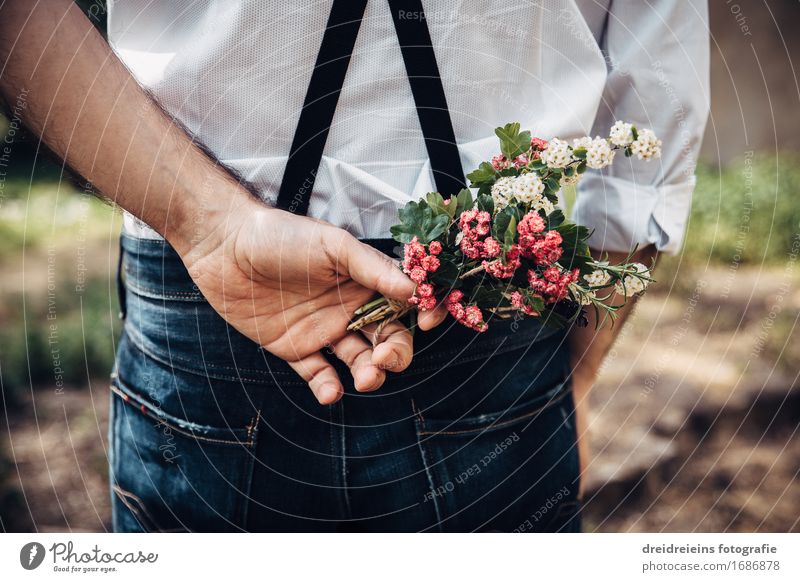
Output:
[319, 383, 341, 404]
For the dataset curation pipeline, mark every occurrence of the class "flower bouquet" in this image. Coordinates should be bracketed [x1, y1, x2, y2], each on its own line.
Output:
[348, 121, 660, 334]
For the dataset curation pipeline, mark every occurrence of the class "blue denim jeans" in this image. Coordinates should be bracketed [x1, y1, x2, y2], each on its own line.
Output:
[109, 234, 582, 532]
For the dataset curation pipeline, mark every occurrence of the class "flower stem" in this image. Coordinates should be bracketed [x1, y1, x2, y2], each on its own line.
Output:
[353, 296, 388, 315]
[459, 264, 486, 279]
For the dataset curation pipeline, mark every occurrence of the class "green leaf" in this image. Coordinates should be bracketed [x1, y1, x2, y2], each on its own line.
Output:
[546, 209, 566, 229]
[390, 200, 450, 244]
[444, 196, 458, 219]
[466, 162, 498, 187]
[471, 285, 507, 307]
[631, 125, 639, 141]
[495, 122, 531, 159]
[572, 147, 587, 159]
[523, 291, 545, 313]
[477, 193, 494, 215]
[556, 222, 592, 243]
[454, 188, 475, 215]
[424, 191, 449, 216]
[576, 161, 588, 174]
[428, 252, 461, 287]
[504, 215, 518, 248]
[492, 205, 518, 240]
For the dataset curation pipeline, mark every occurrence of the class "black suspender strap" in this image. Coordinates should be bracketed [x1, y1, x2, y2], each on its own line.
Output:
[387, 0, 466, 197]
[276, 0, 466, 216]
[276, 0, 368, 214]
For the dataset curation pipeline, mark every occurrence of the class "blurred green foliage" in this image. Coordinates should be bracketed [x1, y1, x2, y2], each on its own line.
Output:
[683, 153, 800, 264]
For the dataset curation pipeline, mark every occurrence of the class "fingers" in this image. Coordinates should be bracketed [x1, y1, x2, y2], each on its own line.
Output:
[329, 332, 386, 393]
[418, 305, 448, 331]
[326, 230, 415, 301]
[359, 320, 413, 372]
[287, 352, 344, 405]
[289, 332, 389, 404]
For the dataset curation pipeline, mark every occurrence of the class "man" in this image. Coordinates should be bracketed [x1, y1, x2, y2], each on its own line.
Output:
[0, 0, 709, 531]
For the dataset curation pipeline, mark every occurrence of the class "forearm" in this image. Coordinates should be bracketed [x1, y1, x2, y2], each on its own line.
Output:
[0, 0, 255, 256]
[568, 245, 658, 391]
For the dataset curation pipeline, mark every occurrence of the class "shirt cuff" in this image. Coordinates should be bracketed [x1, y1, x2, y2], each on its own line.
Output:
[570, 174, 695, 256]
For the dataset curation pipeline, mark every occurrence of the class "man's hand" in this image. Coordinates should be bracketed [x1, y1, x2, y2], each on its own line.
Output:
[179, 202, 446, 404]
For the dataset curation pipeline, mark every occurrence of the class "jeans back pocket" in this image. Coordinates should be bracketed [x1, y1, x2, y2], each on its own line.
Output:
[109, 369, 260, 532]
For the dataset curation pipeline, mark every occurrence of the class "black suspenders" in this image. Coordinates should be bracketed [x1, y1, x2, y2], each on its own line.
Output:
[276, 0, 466, 217]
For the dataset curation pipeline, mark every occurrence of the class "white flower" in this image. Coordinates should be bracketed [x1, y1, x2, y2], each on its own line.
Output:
[585, 137, 615, 169]
[609, 121, 634, 147]
[630, 128, 662, 161]
[570, 283, 595, 306]
[540, 138, 572, 169]
[560, 172, 581, 188]
[614, 263, 650, 296]
[535, 196, 555, 215]
[584, 269, 611, 287]
[571, 136, 592, 149]
[511, 173, 545, 203]
[490, 176, 516, 210]
[491, 174, 553, 214]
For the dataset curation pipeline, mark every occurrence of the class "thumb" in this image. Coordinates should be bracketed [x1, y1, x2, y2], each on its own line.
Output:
[326, 230, 415, 301]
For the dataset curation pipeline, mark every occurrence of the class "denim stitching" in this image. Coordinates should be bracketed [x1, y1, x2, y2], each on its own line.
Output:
[112, 485, 160, 532]
[124, 280, 205, 301]
[338, 401, 353, 520]
[237, 410, 261, 530]
[416, 386, 570, 436]
[110, 382, 256, 447]
[395, 332, 558, 377]
[123, 296, 554, 383]
[411, 399, 443, 532]
[123, 326, 306, 386]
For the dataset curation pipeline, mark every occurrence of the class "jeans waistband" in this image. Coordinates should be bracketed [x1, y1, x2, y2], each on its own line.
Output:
[117, 233, 565, 380]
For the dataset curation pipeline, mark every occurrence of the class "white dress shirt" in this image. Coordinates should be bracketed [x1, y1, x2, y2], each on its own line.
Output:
[108, 0, 709, 254]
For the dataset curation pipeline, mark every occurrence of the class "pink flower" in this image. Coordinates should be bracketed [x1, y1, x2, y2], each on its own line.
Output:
[482, 245, 521, 279]
[409, 266, 427, 284]
[458, 209, 491, 237]
[513, 154, 529, 169]
[444, 290, 487, 332]
[531, 137, 549, 151]
[403, 236, 426, 273]
[517, 213, 563, 267]
[511, 290, 540, 316]
[491, 154, 509, 171]
[458, 209, 497, 260]
[464, 305, 486, 328]
[428, 240, 443, 255]
[418, 296, 437, 311]
[517, 212, 545, 236]
[445, 290, 464, 305]
[421, 255, 440, 272]
[527, 267, 578, 304]
[416, 283, 434, 297]
[403, 236, 440, 283]
[482, 237, 501, 258]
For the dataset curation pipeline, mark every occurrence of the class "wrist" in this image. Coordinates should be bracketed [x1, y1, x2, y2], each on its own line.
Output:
[162, 181, 264, 261]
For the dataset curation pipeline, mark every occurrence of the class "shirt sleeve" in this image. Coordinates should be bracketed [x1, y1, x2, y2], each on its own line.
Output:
[571, 0, 710, 255]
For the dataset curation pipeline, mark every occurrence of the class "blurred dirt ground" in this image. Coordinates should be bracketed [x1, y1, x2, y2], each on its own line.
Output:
[1, 265, 798, 532]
